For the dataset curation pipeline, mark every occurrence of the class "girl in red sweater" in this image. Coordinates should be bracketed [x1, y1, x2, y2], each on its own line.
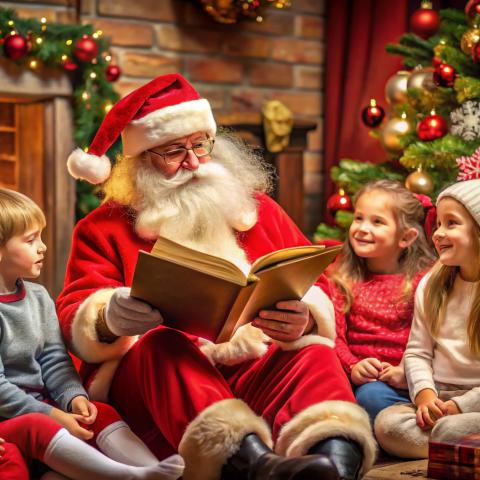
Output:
[329, 180, 435, 421]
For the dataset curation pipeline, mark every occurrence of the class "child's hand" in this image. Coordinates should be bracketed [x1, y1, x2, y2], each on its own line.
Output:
[351, 358, 383, 385]
[49, 407, 94, 441]
[444, 399, 461, 416]
[71, 396, 98, 424]
[378, 364, 408, 390]
[0, 437, 5, 456]
[415, 389, 448, 430]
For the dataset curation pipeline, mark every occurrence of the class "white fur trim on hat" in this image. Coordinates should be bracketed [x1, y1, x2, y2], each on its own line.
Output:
[437, 179, 480, 227]
[122, 98, 217, 157]
[67, 148, 112, 185]
[276, 401, 377, 477]
[178, 399, 272, 480]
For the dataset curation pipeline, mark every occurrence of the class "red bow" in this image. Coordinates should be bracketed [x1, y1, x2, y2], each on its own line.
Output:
[414, 193, 436, 241]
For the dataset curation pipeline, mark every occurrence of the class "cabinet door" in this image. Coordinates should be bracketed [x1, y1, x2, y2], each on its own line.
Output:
[0, 99, 51, 291]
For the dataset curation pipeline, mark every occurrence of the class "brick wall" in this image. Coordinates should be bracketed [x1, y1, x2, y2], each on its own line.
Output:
[2, 0, 325, 234]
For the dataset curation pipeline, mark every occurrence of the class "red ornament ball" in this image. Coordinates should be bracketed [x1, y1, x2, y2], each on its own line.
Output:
[73, 35, 98, 63]
[63, 59, 78, 71]
[105, 64, 121, 82]
[410, 7, 440, 39]
[3, 33, 29, 61]
[327, 190, 352, 215]
[416, 114, 448, 142]
[433, 63, 456, 88]
[361, 101, 385, 128]
[473, 43, 480, 63]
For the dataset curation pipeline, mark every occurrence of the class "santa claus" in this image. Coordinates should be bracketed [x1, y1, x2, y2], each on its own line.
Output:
[57, 74, 376, 480]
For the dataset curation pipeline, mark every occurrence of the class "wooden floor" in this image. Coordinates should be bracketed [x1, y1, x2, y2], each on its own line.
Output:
[364, 459, 432, 479]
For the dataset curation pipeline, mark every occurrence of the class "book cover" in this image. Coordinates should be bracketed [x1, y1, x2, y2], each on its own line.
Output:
[131, 237, 341, 342]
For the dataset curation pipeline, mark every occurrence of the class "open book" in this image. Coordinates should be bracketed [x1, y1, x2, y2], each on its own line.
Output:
[131, 236, 341, 342]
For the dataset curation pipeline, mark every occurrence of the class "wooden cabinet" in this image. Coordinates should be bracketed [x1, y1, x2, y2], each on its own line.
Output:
[0, 96, 75, 296]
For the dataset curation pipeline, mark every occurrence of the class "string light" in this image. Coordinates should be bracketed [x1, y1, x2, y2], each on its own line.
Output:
[89, 72, 97, 79]
[105, 54, 112, 62]
[7, 20, 14, 27]
[104, 103, 113, 113]
[29, 59, 38, 69]
[61, 54, 68, 61]
[81, 91, 90, 101]
[36, 37, 43, 45]
[66, 39, 73, 46]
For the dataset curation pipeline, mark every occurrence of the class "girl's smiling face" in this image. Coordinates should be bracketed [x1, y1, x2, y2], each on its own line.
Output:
[433, 197, 480, 280]
[349, 190, 411, 273]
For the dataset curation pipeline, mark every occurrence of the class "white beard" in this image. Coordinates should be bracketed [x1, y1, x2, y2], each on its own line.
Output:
[133, 161, 258, 269]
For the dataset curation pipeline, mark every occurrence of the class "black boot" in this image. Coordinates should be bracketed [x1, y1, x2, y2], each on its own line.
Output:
[308, 437, 363, 480]
[222, 433, 340, 480]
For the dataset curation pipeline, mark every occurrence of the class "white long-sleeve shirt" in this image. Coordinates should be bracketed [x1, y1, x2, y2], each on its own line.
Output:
[405, 272, 480, 413]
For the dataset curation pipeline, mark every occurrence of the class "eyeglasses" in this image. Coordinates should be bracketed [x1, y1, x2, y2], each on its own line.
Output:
[147, 138, 215, 165]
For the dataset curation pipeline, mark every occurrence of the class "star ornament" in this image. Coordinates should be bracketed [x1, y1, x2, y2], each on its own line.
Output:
[456, 147, 480, 181]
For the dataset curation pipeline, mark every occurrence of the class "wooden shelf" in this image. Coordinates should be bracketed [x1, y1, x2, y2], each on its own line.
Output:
[0, 126, 15, 132]
[0, 155, 16, 162]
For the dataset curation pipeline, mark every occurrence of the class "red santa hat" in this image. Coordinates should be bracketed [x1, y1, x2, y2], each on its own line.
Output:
[67, 73, 217, 184]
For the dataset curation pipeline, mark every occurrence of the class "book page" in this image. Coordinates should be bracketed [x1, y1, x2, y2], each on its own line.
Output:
[152, 236, 250, 284]
[251, 244, 326, 274]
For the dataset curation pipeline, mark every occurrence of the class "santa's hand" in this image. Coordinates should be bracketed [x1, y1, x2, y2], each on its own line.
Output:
[252, 300, 312, 342]
[105, 287, 163, 336]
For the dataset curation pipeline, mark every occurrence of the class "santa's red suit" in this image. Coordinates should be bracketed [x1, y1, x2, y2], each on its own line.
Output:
[56, 193, 376, 480]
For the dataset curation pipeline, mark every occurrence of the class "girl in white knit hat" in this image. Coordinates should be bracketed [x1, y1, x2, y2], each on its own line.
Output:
[374, 151, 480, 458]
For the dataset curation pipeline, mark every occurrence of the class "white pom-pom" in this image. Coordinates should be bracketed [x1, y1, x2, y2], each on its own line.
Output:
[67, 148, 111, 184]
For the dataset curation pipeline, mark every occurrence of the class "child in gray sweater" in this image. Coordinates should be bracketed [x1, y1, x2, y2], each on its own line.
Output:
[0, 188, 184, 480]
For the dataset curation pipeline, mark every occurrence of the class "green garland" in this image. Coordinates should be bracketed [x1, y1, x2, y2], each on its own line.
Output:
[0, 7, 120, 218]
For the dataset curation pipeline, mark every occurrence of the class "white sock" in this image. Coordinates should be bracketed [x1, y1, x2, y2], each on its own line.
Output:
[96, 421, 185, 477]
[96, 421, 160, 466]
[43, 428, 185, 480]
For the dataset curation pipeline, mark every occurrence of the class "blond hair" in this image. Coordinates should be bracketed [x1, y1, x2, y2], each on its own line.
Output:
[331, 180, 435, 311]
[0, 189, 46, 246]
[424, 221, 480, 354]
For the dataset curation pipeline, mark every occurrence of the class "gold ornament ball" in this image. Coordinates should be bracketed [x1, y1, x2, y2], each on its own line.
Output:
[461, 28, 480, 55]
[380, 116, 412, 153]
[385, 71, 411, 104]
[407, 67, 434, 91]
[405, 170, 434, 194]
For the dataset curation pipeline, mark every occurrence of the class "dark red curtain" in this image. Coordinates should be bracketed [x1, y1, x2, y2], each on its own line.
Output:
[323, 0, 409, 221]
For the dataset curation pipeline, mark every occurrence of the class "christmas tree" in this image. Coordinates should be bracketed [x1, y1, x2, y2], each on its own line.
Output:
[315, 0, 480, 241]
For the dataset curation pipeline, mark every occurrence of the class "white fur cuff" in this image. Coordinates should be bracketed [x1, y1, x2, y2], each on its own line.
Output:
[199, 323, 269, 366]
[276, 401, 377, 477]
[71, 288, 138, 363]
[178, 399, 272, 480]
